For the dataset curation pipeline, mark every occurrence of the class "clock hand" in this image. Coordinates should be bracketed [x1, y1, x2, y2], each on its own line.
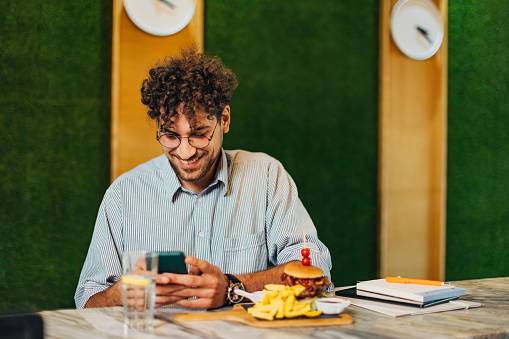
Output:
[159, 0, 176, 10]
[416, 26, 433, 45]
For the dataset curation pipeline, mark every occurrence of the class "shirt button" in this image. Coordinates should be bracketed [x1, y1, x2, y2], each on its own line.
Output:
[199, 231, 204, 237]
[197, 197, 202, 203]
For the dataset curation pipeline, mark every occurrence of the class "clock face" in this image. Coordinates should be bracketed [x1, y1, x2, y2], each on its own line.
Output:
[123, 0, 196, 36]
[390, 0, 444, 60]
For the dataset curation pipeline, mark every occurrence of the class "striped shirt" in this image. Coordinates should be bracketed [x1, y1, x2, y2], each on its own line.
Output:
[74, 149, 332, 309]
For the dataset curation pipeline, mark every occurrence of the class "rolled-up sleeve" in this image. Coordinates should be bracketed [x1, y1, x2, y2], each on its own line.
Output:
[74, 188, 123, 309]
[264, 160, 332, 282]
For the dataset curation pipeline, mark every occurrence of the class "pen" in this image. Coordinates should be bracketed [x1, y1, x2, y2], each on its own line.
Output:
[386, 276, 447, 286]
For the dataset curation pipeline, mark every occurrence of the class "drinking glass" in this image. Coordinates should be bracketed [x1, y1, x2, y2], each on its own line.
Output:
[122, 251, 158, 331]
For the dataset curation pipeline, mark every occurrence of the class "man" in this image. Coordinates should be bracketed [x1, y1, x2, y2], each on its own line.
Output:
[75, 47, 332, 309]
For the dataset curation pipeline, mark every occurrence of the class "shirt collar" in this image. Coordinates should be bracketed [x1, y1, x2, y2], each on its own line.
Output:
[215, 149, 229, 195]
[163, 149, 229, 202]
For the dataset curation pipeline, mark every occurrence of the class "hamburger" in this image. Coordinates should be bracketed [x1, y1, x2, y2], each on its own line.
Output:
[280, 261, 330, 298]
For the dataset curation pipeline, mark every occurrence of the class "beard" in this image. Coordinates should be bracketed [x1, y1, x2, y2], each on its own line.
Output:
[167, 148, 221, 184]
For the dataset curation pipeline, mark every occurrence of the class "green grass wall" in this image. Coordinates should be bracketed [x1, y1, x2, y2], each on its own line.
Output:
[447, 1, 509, 280]
[205, 1, 380, 287]
[0, 1, 112, 311]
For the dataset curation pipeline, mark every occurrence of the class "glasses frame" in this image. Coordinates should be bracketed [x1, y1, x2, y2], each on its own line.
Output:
[156, 120, 220, 149]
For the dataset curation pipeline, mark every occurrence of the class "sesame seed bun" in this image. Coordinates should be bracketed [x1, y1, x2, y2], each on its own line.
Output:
[283, 261, 324, 279]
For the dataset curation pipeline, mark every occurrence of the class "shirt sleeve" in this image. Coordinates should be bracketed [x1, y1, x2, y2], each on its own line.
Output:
[264, 159, 333, 282]
[74, 187, 124, 309]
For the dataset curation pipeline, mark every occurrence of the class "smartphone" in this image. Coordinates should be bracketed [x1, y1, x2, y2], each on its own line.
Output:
[158, 251, 187, 274]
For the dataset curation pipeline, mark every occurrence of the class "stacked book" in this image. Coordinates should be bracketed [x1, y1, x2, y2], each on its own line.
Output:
[354, 278, 466, 307]
[335, 278, 479, 317]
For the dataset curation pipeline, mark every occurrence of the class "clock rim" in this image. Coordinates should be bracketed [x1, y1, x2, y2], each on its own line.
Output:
[390, 0, 444, 60]
[123, 0, 196, 36]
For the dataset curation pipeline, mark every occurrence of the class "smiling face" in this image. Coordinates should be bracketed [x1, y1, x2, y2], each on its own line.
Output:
[159, 104, 230, 193]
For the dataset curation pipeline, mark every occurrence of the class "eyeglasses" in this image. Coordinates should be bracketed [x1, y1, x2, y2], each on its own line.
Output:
[156, 120, 220, 149]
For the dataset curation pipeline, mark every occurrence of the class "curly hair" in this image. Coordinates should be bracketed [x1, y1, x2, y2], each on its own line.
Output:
[140, 46, 238, 125]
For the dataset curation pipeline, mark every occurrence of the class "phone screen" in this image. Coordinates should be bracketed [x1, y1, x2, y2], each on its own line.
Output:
[158, 251, 187, 274]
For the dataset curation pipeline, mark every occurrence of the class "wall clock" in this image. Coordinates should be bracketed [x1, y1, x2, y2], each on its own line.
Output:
[390, 0, 444, 60]
[123, 0, 196, 36]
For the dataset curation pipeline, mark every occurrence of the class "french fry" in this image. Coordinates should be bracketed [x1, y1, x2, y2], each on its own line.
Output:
[257, 304, 276, 312]
[248, 284, 322, 321]
[260, 294, 271, 305]
[264, 284, 286, 291]
[285, 304, 311, 318]
[284, 294, 295, 314]
[250, 309, 274, 321]
[269, 300, 283, 317]
[275, 302, 285, 319]
[292, 301, 308, 312]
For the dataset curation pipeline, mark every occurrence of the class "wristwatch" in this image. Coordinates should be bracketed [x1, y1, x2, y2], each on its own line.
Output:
[225, 274, 245, 306]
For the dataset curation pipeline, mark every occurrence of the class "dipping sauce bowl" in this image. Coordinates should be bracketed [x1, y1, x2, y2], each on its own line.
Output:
[315, 298, 351, 314]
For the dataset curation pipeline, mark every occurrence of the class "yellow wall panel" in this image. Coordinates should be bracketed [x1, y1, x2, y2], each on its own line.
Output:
[379, 0, 448, 280]
[111, 0, 204, 181]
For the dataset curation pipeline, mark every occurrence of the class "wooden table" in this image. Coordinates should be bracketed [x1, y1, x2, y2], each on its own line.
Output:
[39, 277, 509, 338]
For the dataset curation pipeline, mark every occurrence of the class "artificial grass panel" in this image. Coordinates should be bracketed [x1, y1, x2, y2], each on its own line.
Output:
[205, 1, 379, 286]
[447, 1, 509, 280]
[0, 1, 112, 311]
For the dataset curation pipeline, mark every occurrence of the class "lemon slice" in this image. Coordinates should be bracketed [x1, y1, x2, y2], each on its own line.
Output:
[122, 275, 149, 286]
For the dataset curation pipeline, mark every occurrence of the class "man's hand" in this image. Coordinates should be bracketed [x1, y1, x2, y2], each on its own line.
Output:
[155, 255, 228, 309]
[86, 256, 289, 309]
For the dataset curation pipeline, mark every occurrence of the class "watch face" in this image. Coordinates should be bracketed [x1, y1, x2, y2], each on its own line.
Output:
[390, 0, 444, 60]
[226, 275, 245, 305]
[123, 0, 196, 36]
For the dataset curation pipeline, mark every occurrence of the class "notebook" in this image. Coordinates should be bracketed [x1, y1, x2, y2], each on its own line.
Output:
[338, 296, 482, 317]
[356, 279, 466, 304]
[335, 287, 457, 307]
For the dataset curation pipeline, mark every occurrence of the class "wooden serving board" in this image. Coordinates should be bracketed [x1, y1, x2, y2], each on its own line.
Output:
[174, 304, 353, 328]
